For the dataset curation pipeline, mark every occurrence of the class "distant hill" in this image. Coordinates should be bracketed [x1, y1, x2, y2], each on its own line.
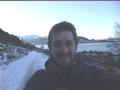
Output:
[78, 37, 120, 43]
[19, 35, 48, 45]
[78, 36, 90, 43]
[0, 28, 36, 49]
[19, 35, 41, 40]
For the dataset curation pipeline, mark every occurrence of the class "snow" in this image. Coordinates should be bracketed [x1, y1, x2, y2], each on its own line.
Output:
[1, 51, 48, 90]
[19, 35, 41, 40]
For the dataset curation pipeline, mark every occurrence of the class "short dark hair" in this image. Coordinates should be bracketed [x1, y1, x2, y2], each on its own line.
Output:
[48, 21, 78, 48]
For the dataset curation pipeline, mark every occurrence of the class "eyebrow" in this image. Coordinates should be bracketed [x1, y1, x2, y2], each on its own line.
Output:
[52, 41, 61, 43]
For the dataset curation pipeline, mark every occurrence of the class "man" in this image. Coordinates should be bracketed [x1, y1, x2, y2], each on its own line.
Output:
[24, 21, 120, 90]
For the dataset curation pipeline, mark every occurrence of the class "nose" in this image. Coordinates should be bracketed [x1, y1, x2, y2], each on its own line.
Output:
[60, 44, 68, 54]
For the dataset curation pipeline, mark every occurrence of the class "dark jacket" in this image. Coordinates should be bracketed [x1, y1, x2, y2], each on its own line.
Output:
[24, 55, 120, 90]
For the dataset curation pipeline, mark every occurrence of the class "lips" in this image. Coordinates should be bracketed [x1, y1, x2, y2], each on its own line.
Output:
[59, 56, 71, 62]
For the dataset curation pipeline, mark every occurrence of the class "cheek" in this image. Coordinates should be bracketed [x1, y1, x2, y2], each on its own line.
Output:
[50, 48, 58, 56]
[70, 46, 76, 53]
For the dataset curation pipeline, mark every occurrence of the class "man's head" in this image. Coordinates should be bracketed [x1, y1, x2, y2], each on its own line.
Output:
[48, 21, 78, 68]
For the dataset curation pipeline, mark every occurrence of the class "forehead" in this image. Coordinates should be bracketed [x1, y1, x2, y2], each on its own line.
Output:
[51, 30, 74, 42]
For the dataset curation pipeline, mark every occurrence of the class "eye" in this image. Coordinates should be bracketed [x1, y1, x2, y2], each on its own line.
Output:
[52, 42, 61, 47]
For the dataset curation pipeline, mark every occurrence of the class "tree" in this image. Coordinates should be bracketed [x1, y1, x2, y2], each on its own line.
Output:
[112, 22, 120, 54]
[107, 23, 120, 54]
[114, 22, 120, 38]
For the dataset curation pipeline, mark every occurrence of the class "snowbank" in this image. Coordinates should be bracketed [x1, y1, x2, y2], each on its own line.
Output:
[1, 51, 48, 90]
[0, 44, 31, 65]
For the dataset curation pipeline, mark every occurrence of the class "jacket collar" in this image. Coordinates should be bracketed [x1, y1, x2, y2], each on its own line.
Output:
[45, 57, 72, 76]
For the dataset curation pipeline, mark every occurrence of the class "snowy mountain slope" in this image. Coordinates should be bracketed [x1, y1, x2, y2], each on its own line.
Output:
[1, 51, 48, 90]
[19, 35, 48, 45]
[19, 35, 41, 40]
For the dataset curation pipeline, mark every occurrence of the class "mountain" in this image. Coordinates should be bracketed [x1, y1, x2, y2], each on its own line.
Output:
[0, 28, 36, 49]
[0, 28, 21, 45]
[19, 35, 48, 45]
[78, 36, 90, 43]
[19, 35, 41, 40]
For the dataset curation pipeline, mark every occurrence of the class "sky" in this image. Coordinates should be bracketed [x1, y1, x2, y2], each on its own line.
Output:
[0, 1, 120, 40]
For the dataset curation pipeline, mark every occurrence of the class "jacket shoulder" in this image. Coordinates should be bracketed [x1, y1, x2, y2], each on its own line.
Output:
[24, 69, 45, 90]
[72, 63, 120, 90]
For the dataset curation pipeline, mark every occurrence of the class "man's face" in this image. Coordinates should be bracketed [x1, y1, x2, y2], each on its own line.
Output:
[49, 30, 76, 68]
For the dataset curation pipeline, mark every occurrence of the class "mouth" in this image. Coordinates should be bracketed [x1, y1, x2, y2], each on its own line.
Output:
[59, 55, 70, 58]
[57, 53, 70, 57]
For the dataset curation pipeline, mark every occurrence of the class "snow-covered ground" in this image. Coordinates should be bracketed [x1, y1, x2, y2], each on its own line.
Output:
[1, 51, 48, 90]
